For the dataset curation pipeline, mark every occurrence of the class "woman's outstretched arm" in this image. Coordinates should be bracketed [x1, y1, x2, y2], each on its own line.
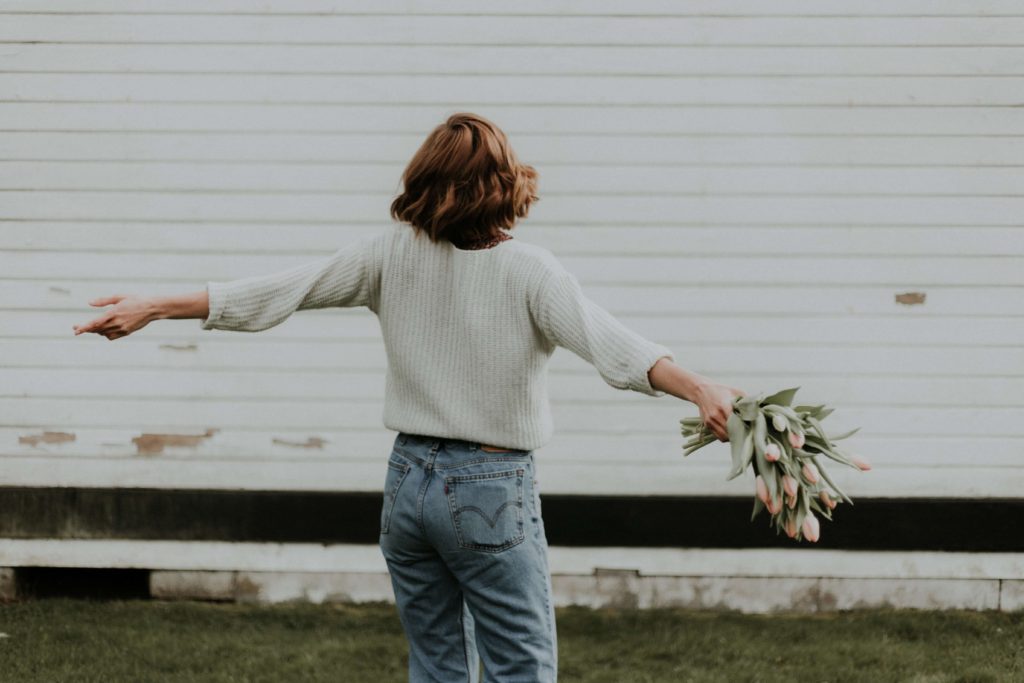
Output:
[74, 231, 384, 340]
[531, 264, 745, 442]
[73, 290, 208, 341]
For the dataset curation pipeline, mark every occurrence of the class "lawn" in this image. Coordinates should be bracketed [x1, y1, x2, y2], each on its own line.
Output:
[0, 599, 1021, 682]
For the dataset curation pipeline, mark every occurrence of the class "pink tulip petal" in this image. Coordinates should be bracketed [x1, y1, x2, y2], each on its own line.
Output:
[851, 455, 872, 471]
[755, 475, 770, 504]
[802, 514, 821, 542]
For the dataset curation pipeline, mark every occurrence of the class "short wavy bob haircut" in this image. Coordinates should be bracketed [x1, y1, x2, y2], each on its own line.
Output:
[390, 112, 539, 246]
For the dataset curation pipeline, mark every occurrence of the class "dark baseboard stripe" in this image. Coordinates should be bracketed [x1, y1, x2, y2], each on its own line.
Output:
[1, 487, 1020, 552]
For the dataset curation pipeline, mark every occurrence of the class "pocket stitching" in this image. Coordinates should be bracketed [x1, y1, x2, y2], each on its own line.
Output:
[380, 462, 411, 535]
[445, 469, 525, 552]
[447, 467, 524, 482]
[390, 448, 424, 468]
[447, 455, 529, 471]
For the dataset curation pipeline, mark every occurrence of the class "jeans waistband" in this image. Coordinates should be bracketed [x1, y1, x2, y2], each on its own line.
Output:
[394, 432, 532, 469]
[398, 432, 529, 452]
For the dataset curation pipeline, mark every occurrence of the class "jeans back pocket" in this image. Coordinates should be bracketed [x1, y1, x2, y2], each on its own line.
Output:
[380, 458, 411, 535]
[445, 468, 526, 553]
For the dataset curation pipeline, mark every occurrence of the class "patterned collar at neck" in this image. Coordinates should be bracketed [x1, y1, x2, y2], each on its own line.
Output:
[451, 231, 513, 250]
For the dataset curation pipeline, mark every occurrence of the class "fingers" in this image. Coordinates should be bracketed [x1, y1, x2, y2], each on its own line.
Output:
[89, 294, 125, 307]
[73, 315, 110, 336]
[712, 406, 734, 441]
[74, 315, 127, 340]
[76, 295, 130, 338]
[704, 413, 729, 441]
[91, 326, 126, 340]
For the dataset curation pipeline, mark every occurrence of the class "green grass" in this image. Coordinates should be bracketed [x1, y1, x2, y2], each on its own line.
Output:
[0, 599, 1022, 682]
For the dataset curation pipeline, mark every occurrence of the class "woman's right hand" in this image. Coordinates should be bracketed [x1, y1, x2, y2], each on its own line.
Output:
[693, 381, 746, 442]
[73, 294, 157, 340]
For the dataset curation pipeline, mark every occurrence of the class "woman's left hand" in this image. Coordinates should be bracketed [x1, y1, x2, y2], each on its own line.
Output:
[73, 294, 156, 340]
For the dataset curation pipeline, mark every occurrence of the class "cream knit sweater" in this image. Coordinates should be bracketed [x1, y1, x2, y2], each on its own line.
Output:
[201, 224, 675, 451]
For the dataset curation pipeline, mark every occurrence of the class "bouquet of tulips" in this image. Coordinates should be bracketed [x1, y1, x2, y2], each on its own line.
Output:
[680, 386, 870, 542]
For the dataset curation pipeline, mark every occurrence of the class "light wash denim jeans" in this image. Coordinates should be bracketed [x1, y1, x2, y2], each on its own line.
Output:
[379, 431, 558, 682]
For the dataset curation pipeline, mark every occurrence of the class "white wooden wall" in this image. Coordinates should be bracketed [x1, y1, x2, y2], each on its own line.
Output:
[3, 1, 1022, 499]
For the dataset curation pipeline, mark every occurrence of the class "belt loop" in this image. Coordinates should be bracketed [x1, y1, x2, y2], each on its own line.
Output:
[398, 433, 407, 446]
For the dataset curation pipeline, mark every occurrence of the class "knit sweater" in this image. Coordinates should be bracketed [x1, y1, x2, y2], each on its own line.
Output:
[200, 224, 676, 451]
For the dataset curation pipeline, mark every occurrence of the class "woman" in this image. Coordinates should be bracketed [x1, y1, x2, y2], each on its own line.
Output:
[74, 112, 743, 682]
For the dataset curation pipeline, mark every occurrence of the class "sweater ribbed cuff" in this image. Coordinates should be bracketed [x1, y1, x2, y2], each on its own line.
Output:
[200, 281, 226, 330]
[630, 344, 675, 397]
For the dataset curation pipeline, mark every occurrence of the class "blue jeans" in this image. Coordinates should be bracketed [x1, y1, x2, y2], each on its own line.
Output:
[378, 432, 558, 682]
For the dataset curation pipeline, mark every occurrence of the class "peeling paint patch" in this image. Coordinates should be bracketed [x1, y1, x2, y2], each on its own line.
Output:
[158, 343, 198, 352]
[234, 575, 260, 600]
[792, 582, 839, 612]
[272, 436, 328, 449]
[895, 291, 926, 305]
[19, 431, 76, 447]
[593, 567, 641, 609]
[132, 428, 217, 456]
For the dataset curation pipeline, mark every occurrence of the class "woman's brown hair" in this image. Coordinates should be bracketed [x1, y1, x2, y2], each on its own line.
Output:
[390, 112, 539, 245]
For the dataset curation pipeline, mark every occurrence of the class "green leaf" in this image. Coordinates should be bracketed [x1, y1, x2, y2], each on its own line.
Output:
[727, 428, 755, 481]
[792, 497, 807, 541]
[725, 412, 748, 475]
[751, 496, 765, 521]
[803, 433, 857, 469]
[805, 415, 832, 443]
[805, 418, 858, 464]
[763, 404, 803, 432]
[793, 404, 827, 419]
[772, 467, 786, 508]
[808, 496, 833, 521]
[735, 394, 761, 421]
[753, 411, 767, 461]
[813, 457, 854, 505]
[761, 386, 801, 407]
[829, 426, 862, 441]
[683, 435, 716, 457]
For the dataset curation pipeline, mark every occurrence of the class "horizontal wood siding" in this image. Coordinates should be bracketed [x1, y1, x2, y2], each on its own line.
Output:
[2, 1, 1021, 498]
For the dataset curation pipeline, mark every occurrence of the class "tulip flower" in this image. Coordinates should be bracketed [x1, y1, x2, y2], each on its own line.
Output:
[850, 454, 872, 471]
[801, 462, 820, 484]
[766, 495, 781, 515]
[788, 430, 805, 449]
[755, 475, 770, 505]
[784, 516, 798, 538]
[765, 442, 781, 462]
[819, 489, 837, 510]
[771, 414, 788, 432]
[782, 474, 798, 497]
[802, 513, 821, 542]
[786, 493, 797, 509]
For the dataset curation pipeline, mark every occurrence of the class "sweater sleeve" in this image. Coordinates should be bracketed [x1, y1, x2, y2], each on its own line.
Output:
[534, 267, 675, 397]
[200, 235, 374, 332]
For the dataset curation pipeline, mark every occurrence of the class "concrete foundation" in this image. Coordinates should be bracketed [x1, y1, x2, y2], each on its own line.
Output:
[145, 568, 1008, 613]
[5, 541, 1024, 612]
